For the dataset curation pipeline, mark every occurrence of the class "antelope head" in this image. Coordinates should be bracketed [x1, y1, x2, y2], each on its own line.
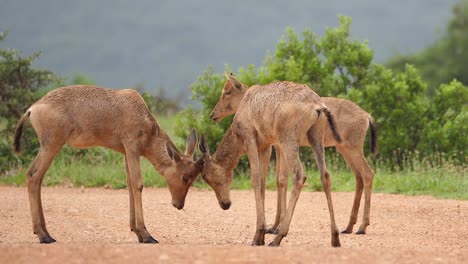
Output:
[210, 72, 247, 122]
[198, 134, 232, 210]
[163, 129, 204, 209]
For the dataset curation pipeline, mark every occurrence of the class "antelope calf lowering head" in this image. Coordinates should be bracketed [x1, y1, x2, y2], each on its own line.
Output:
[162, 130, 204, 209]
[13, 85, 204, 243]
[197, 134, 233, 210]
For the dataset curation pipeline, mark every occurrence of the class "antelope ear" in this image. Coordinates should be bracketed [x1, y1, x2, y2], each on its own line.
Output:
[198, 134, 211, 157]
[166, 142, 182, 163]
[185, 128, 197, 157]
[225, 72, 243, 91]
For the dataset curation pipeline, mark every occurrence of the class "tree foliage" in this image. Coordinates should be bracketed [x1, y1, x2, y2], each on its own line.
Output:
[173, 67, 228, 154]
[419, 80, 467, 161]
[387, 0, 468, 95]
[263, 16, 374, 97]
[0, 32, 57, 172]
[348, 64, 429, 168]
[176, 15, 466, 169]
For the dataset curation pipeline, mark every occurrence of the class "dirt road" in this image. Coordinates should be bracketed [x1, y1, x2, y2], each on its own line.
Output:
[0, 186, 467, 263]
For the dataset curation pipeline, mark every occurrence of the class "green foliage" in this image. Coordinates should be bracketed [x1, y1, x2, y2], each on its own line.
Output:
[0, 31, 57, 173]
[263, 16, 374, 96]
[387, 0, 468, 95]
[0, 150, 167, 189]
[176, 16, 376, 159]
[348, 64, 429, 168]
[173, 67, 228, 153]
[177, 14, 466, 171]
[2, 148, 465, 200]
[71, 74, 96, 85]
[261, 17, 431, 167]
[140, 91, 180, 117]
[418, 80, 468, 161]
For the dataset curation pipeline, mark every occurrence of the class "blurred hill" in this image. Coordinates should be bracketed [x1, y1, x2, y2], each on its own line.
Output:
[0, 0, 457, 100]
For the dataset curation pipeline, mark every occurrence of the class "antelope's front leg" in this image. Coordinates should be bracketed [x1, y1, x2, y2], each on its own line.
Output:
[247, 143, 266, 246]
[125, 156, 142, 242]
[259, 146, 272, 230]
[125, 151, 158, 244]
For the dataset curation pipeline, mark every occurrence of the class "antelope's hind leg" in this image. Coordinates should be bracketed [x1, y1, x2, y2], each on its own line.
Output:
[266, 147, 287, 235]
[309, 130, 341, 247]
[356, 154, 374, 235]
[27, 145, 62, 243]
[338, 146, 374, 235]
[269, 145, 305, 247]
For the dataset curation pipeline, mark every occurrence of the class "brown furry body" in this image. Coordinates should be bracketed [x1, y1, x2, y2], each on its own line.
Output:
[13, 85, 202, 244]
[201, 74, 342, 247]
[209, 74, 377, 237]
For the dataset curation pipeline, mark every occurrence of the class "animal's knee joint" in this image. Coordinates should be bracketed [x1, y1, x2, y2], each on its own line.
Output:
[28, 168, 38, 177]
[136, 184, 144, 192]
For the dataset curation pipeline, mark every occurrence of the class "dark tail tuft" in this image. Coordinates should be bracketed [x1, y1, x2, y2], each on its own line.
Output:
[368, 117, 378, 155]
[13, 111, 31, 154]
[320, 107, 342, 143]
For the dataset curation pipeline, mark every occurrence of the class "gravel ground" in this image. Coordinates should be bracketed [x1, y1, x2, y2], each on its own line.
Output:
[0, 186, 467, 263]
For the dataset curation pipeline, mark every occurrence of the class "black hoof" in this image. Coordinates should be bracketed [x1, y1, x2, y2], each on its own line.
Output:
[341, 229, 352, 234]
[251, 240, 265, 246]
[142, 236, 159, 244]
[268, 241, 280, 247]
[356, 230, 366, 235]
[39, 236, 57, 244]
[332, 240, 341, 247]
[268, 234, 285, 247]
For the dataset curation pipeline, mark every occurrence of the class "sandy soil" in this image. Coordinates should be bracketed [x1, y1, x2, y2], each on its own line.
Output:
[0, 186, 467, 263]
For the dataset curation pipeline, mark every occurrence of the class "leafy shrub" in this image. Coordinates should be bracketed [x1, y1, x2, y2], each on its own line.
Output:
[176, 15, 466, 170]
[0, 32, 57, 173]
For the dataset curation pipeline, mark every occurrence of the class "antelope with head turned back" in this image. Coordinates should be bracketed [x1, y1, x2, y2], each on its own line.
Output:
[13, 85, 204, 244]
[200, 75, 342, 247]
[211, 72, 377, 235]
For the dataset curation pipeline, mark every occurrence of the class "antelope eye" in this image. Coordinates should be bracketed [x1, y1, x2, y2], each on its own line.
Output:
[224, 91, 231, 95]
[182, 175, 189, 183]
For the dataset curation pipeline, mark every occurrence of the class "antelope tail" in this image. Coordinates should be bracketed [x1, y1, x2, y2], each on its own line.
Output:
[368, 116, 378, 155]
[13, 111, 31, 154]
[318, 107, 342, 143]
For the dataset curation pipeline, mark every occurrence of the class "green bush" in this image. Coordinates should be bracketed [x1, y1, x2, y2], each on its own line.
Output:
[418, 80, 468, 163]
[176, 15, 466, 170]
[0, 31, 57, 173]
[386, 0, 468, 95]
[173, 67, 229, 153]
[348, 64, 429, 169]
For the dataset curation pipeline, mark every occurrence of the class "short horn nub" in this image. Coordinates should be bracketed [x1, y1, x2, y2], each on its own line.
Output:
[199, 134, 208, 154]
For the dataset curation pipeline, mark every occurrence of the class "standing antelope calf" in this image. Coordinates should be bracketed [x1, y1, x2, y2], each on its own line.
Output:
[13, 85, 203, 244]
[211, 73, 377, 235]
[200, 78, 342, 247]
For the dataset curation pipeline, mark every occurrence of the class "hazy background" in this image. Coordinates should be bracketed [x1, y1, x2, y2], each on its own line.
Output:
[0, 0, 457, 99]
